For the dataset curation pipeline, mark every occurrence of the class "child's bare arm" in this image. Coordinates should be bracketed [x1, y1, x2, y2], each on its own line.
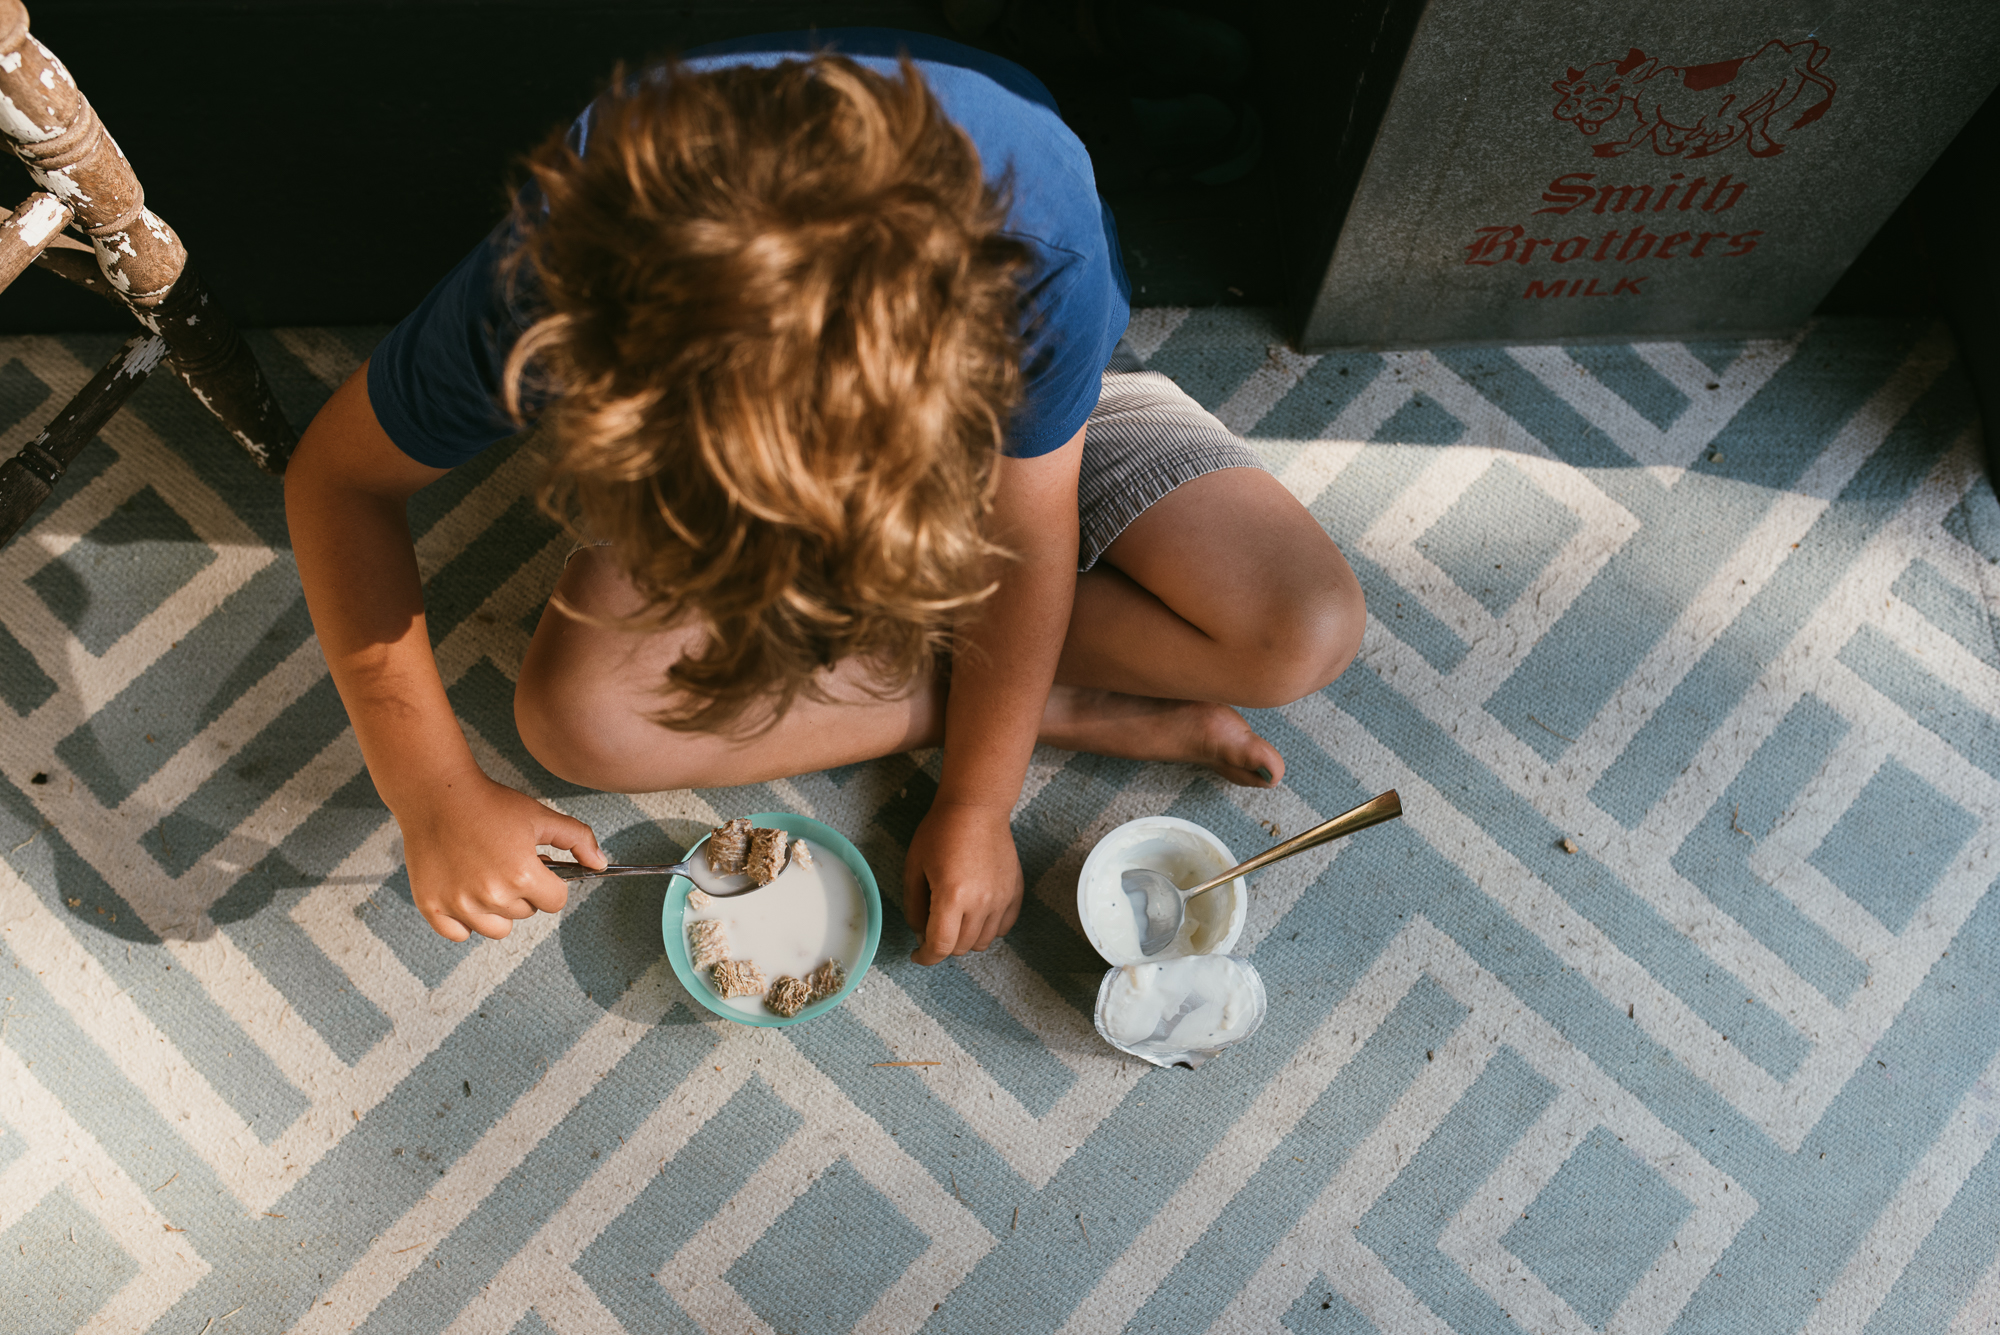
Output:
[285, 363, 605, 941]
[903, 426, 1085, 963]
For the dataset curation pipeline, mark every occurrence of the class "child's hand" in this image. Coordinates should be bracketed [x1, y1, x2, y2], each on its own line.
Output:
[398, 774, 605, 942]
[903, 801, 1024, 965]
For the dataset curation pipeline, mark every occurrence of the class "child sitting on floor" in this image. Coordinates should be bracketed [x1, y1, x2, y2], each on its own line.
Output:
[283, 29, 1364, 965]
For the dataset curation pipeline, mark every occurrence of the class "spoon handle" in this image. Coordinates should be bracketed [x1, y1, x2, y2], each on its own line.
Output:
[538, 858, 688, 881]
[1182, 790, 1402, 899]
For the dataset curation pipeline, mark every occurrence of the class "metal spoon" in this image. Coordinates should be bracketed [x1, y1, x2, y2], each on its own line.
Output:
[537, 854, 767, 898]
[1122, 790, 1403, 955]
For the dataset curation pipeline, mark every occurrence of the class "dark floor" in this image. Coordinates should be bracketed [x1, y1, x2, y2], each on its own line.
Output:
[5, 0, 1290, 333]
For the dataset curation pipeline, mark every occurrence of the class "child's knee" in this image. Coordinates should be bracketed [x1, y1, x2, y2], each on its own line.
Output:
[516, 645, 761, 792]
[513, 640, 651, 789]
[1231, 566, 1366, 708]
[514, 667, 607, 788]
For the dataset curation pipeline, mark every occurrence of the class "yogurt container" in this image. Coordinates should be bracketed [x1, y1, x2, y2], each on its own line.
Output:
[1077, 815, 1265, 1067]
[1077, 816, 1247, 965]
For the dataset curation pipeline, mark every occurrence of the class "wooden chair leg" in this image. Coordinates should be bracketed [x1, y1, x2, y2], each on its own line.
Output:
[140, 264, 296, 473]
[28, 242, 116, 301]
[0, 333, 164, 544]
[0, 191, 71, 290]
[0, 0, 296, 494]
[0, 194, 120, 300]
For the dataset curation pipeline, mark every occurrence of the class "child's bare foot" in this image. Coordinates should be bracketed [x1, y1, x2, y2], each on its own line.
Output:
[1039, 686, 1283, 787]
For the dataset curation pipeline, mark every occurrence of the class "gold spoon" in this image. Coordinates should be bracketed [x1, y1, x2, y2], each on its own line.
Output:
[1120, 790, 1403, 955]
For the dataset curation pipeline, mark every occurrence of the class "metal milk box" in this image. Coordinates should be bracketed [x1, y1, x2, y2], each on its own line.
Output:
[1295, 0, 2000, 350]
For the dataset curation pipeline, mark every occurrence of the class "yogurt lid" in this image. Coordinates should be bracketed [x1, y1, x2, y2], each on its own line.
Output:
[1093, 955, 1267, 1069]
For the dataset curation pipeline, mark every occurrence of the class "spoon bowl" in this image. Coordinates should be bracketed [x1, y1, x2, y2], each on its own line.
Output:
[1121, 790, 1402, 955]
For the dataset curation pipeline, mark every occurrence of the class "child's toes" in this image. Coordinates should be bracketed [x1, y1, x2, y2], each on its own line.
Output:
[1196, 708, 1283, 787]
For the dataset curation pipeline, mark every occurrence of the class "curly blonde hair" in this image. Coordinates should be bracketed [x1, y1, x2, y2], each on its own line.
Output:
[502, 53, 1030, 734]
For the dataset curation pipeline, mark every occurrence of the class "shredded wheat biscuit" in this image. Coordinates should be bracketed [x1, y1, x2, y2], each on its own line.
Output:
[687, 919, 729, 970]
[767, 976, 814, 1018]
[807, 959, 847, 999]
[790, 838, 814, 869]
[711, 959, 766, 998]
[744, 827, 786, 885]
[706, 818, 751, 873]
[685, 888, 713, 910]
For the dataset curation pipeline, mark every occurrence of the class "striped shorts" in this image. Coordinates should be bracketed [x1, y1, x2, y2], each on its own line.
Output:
[1075, 366, 1268, 572]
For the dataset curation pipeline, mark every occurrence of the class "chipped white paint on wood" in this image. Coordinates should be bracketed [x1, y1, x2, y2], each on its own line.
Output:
[0, 87, 54, 141]
[9, 190, 65, 246]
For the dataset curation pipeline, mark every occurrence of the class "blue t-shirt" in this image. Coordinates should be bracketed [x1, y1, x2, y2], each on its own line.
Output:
[368, 29, 1131, 467]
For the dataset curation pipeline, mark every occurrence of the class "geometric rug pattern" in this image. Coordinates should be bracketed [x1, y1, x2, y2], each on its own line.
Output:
[2, 310, 1997, 1334]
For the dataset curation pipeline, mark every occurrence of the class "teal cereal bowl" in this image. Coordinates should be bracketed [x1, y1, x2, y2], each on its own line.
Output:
[661, 812, 882, 1027]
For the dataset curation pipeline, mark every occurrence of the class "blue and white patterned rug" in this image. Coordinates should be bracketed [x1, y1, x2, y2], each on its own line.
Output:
[2, 310, 1997, 1335]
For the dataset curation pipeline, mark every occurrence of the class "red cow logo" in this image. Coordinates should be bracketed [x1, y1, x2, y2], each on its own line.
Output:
[1551, 38, 1836, 158]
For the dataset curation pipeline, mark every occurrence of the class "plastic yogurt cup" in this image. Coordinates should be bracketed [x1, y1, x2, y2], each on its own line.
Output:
[1076, 815, 1247, 965]
[1077, 815, 1265, 1067]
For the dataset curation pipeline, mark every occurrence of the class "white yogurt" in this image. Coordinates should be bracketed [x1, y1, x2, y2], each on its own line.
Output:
[683, 839, 864, 1016]
[1095, 955, 1267, 1068]
[1077, 817, 1245, 965]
